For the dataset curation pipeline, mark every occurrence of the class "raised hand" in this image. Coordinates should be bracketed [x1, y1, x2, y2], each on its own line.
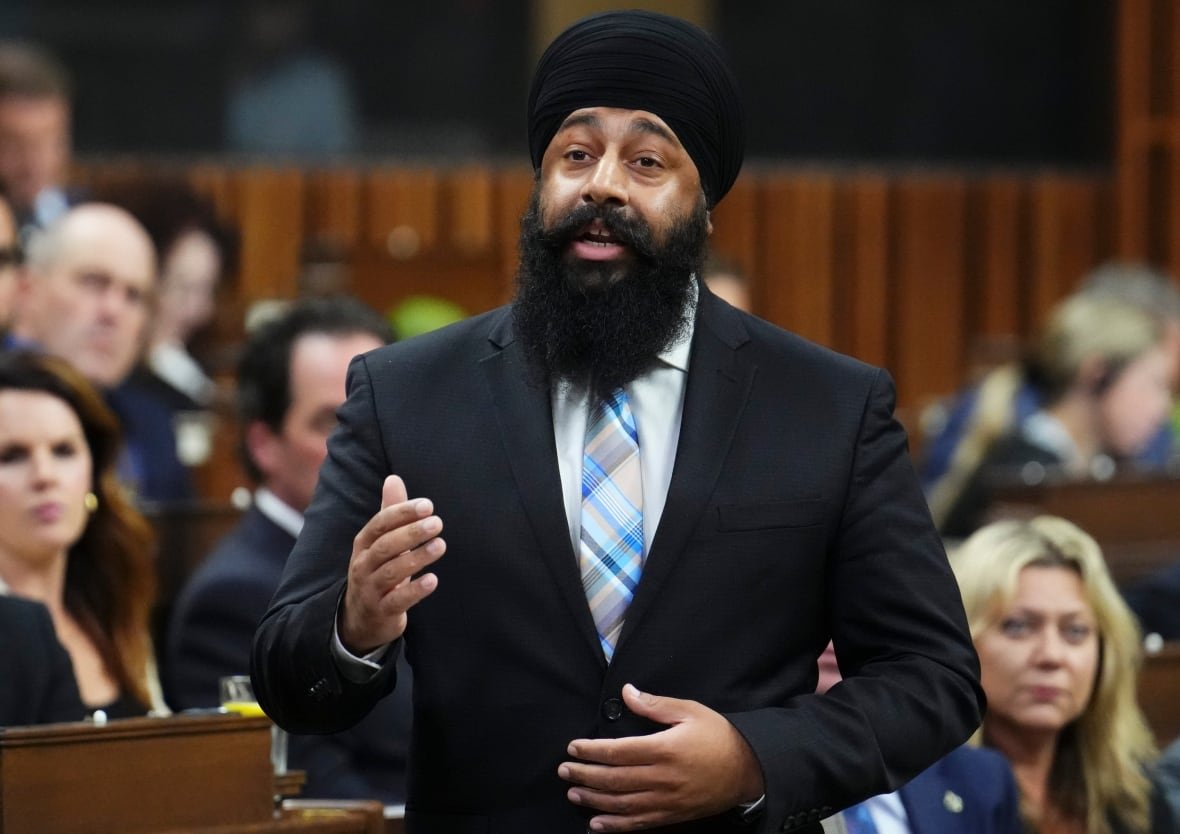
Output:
[338, 474, 445, 655]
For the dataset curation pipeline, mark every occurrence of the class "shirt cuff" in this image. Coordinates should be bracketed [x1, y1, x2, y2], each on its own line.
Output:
[738, 794, 766, 819]
[330, 612, 393, 683]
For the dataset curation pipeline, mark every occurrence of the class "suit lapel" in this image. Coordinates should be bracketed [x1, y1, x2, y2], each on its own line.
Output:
[615, 289, 755, 653]
[898, 768, 961, 834]
[479, 312, 605, 665]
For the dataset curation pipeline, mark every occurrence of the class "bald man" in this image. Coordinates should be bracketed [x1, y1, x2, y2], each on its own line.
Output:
[253, 10, 981, 833]
[6, 203, 192, 503]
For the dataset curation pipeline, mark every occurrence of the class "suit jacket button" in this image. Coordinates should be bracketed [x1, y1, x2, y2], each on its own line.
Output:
[601, 698, 623, 721]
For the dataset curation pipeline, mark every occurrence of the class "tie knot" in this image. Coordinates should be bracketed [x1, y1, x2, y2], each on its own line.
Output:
[588, 389, 637, 443]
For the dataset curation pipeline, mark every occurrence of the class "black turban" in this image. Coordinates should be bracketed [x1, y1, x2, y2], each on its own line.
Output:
[527, 9, 745, 208]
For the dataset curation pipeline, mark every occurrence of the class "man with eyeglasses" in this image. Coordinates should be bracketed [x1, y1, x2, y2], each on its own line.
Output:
[5, 203, 194, 504]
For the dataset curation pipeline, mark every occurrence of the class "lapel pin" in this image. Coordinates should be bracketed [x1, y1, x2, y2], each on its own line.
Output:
[943, 790, 964, 813]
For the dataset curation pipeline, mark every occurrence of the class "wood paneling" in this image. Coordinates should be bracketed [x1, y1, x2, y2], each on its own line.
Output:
[71, 162, 1111, 421]
[893, 175, 968, 407]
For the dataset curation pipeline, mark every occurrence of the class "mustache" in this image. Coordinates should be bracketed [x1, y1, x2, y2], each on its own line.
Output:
[539, 202, 658, 260]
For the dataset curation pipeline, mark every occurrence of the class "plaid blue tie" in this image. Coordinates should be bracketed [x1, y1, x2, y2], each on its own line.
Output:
[579, 389, 643, 662]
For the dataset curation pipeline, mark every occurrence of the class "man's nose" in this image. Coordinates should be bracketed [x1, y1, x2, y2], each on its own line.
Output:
[581, 155, 629, 207]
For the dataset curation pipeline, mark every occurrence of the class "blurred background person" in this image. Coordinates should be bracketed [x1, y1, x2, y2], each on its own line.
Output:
[224, 0, 358, 158]
[921, 262, 1180, 494]
[0, 188, 20, 332]
[5, 202, 194, 505]
[105, 179, 238, 411]
[0, 594, 84, 726]
[167, 296, 410, 803]
[930, 294, 1174, 539]
[0, 350, 164, 717]
[951, 515, 1173, 834]
[0, 41, 75, 240]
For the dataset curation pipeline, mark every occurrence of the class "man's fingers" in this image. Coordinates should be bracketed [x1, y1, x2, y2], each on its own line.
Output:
[371, 531, 446, 588]
[354, 497, 437, 554]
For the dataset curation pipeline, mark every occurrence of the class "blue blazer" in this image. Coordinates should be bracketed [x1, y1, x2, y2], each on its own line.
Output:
[898, 745, 1021, 834]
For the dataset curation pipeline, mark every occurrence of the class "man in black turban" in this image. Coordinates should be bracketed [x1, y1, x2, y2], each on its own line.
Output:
[253, 11, 984, 834]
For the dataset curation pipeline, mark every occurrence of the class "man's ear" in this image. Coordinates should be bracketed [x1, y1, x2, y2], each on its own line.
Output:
[706, 209, 714, 237]
[244, 420, 282, 478]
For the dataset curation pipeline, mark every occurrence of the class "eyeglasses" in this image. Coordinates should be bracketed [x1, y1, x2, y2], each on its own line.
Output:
[0, 245, 23, 268]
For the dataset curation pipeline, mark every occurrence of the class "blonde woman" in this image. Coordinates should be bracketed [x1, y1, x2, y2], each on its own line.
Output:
[951, 516, 1174, 834]
[933, 295, 1173, 539]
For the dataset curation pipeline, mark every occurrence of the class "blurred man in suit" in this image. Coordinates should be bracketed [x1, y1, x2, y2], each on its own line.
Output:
[0, 42, 74, 239]
[168, 296, 411, 803]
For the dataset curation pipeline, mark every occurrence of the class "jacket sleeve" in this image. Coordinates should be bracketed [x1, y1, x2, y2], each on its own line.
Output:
[251, 355, 402, 734]
[726, 369, 984, 833]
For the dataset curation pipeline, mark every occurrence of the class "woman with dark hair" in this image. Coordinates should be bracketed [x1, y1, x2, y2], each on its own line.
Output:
[0, 350, 164, 716]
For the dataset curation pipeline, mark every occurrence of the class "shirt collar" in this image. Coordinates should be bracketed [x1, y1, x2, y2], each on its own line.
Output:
[253, 487, 304, 538]
[658, 277, 697, 373]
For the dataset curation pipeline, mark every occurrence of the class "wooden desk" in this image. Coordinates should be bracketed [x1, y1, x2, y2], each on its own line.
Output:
[0, 714, 376, 834]
[990, 472, 1180, 586]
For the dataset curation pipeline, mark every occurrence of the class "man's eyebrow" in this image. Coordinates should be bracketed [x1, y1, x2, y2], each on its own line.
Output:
[557, 112, 601, 133]
[629, 117, 676, 145]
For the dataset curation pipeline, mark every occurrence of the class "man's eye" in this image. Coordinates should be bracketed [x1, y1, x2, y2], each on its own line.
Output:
[636, 157, 660, 168]
[566, 150, 589, 162]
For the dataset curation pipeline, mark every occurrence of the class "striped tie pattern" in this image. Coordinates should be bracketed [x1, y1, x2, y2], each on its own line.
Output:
[579, 389, 643, 661]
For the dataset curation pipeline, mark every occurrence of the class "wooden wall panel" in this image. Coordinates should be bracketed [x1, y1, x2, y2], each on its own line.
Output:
[892, 176, 968, 408]
[759, 173, 837, 346]
[972, 177, 1025, 342]
[1028, 175, 1109, 329]
[234, 167, 304, 302]
[493, 166, 535, 304]
[364, 169, 441, 257]
[708, 174, 761, 299]
[838, 175, 891, 369]
[445, 166, 496, 256]
[187, 164, 238, 224]
[305, 169, 362, 250]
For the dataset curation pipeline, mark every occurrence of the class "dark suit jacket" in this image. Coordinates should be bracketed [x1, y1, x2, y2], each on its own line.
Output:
[1125, 563, 1180, 640]
[106, 378, 195, 506]
[168, 504, 411, 803]
[0, 596, 86, 726]
[252, 288, 983, 834]
[898, 746, 1020, 834]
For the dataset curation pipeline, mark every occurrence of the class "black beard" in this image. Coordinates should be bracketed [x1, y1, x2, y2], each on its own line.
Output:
[512, 187, 709, 401]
